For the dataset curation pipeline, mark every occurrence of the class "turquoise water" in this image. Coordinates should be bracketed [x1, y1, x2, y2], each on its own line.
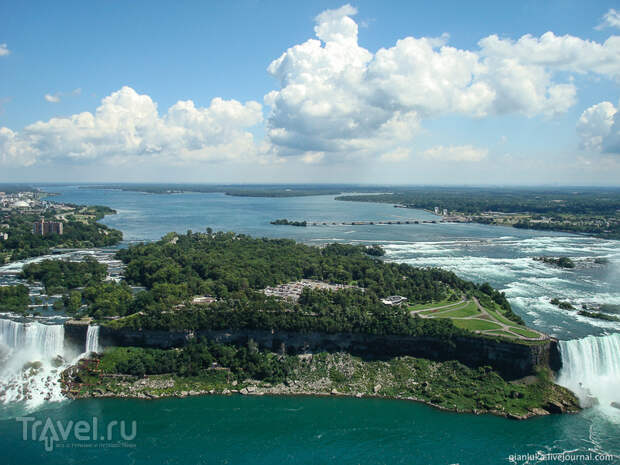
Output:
[1, 396, 618, 465]
[0, 185, 618, 464]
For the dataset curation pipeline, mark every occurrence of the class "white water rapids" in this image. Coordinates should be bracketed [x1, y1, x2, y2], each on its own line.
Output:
[0, 319, 100, 409]
[558, 333, 620, 414]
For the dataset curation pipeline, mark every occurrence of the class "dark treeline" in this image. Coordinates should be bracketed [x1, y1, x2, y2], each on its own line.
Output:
[0, 185, 38, 194]
[96, 231, 521, 336]
[0, 285, 29, 313]
[514, 219, 620, 238]
[81, 184, 384, 197]
[336, 187, 620, 215]
[101, 338, 297, 381]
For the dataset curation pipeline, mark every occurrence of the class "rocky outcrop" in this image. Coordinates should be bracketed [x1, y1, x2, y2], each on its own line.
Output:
[87, 325, 560, 380]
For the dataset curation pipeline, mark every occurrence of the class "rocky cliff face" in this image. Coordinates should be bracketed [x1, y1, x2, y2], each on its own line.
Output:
[89, 325, 560, 380]
[64, 320, 89, 348]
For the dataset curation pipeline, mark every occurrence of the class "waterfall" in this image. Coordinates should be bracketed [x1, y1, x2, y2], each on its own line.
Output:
[558, 333, 620, 412]
[0, 319, 67, 407]
[85, 325, 100, 354]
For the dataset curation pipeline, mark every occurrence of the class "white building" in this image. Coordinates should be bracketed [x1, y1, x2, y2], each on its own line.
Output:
[381, 295, 408, 306]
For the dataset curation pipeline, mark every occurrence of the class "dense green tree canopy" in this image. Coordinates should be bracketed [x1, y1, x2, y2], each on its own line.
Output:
[21, 257, 108, 293]
[0, 285, 29, 313]
[102, 231, 520, 336]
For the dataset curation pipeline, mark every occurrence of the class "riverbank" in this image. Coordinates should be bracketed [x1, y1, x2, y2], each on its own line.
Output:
[335, 191, 620, 240]
[62, 351, 579, 420]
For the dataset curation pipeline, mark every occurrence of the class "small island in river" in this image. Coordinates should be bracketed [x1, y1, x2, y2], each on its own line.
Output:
[534, 256, 576, 269]
[270, 218, 307, 227]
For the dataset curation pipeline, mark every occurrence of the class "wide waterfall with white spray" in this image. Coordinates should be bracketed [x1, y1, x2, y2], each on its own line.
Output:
[85, 325, 100, 354]
[558, 333, 620, 413]
[0, 319, 67, 407]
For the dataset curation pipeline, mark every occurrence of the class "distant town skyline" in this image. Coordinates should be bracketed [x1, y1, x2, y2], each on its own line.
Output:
[1, 1, 619, 185]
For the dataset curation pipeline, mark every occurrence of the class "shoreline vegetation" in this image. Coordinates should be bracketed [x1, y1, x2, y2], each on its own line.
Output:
[62, 346, 578, 420]
[335, 188, 620, 240]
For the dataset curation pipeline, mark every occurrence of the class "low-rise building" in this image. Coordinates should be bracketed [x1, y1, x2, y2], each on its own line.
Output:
[263, 279, 362, 302]
[191, 296, 217, 305]
[381, 295, 408, 306]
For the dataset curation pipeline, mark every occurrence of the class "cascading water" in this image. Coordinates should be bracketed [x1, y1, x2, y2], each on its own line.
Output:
[558, 333, 620, 413]
[0, 319, 67, 407]
[85, 325, 100, 354]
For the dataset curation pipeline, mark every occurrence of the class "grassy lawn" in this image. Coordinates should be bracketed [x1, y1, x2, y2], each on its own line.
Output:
[452, 319, 503, 331]
[433, 301, 480, 318]
[484, 305, 517, 326]
[485, 330, 519, 339]
[409, 298, 460, 312]
[508, 327, 541, 339]
[419, 302, 466, 316]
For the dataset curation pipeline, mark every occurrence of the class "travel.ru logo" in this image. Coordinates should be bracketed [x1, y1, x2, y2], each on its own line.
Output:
[16, 416, 137, 452]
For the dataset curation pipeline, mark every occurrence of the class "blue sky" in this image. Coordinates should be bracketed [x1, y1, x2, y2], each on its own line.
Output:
[1, 1, 619, 184]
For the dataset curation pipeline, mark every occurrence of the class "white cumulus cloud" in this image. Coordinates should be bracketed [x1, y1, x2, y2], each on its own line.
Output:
[4, 5, 620, 170]
[577, 101, 620, 154]
[264, 5, 620, 162]
[0, 43, 9, 56]
[0, 86, 265, 166]
[423, 145, 488, 162]
[596, 9, 620, 30]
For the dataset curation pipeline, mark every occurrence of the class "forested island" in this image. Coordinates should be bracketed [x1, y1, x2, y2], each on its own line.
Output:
[270, 219, 307, 227]
[59, 231, 523, 336]
[58, 231, 579, 419]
